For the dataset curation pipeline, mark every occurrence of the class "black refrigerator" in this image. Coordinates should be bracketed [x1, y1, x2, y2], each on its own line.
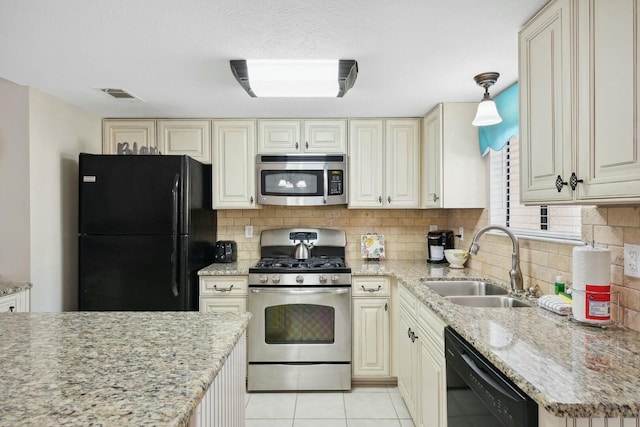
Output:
[78, 153, 217, 311]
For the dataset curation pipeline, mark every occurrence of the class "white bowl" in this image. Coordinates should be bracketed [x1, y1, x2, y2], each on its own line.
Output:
[444, 249, 468, 269]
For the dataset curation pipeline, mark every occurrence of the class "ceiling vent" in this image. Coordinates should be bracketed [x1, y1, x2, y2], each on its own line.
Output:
[98, 88, 145, 102]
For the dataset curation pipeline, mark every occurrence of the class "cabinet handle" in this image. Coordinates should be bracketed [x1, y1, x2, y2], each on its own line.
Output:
[295, 142, 299, 150]
[214, 284, 234, 292]
[250, 196, 254, 205]
[433, 194, 439, 202]
[361, 285, 382, 293]
[387, 196, 391, 204]
[555, 175, 568, 192]
[378, 196, 383, 204]
[569, 172, 584, 190]
[9, 306, 15, 312]
[305, 141, 309, 149]
[385, 302, 388, 311]
[411, 331, 418, 342]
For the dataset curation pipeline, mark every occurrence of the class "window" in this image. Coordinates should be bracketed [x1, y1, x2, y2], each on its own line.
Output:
[489, 137, 582, 240]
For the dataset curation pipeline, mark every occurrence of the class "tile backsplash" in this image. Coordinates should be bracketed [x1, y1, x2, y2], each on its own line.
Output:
[216, 205, 640, 332]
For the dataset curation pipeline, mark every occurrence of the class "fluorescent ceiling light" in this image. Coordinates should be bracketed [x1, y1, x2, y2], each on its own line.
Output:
[230, 59, 358, 97]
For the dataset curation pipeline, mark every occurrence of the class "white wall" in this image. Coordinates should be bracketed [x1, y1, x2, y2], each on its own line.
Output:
[0, 78, 31, 282]
[28, 88, 101, 311]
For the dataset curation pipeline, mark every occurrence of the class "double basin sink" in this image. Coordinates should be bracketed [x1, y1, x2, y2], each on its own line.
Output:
[421, 280, 533, 308]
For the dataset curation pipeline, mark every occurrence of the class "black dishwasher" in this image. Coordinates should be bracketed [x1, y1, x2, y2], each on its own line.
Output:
[445, 327, 538, 427]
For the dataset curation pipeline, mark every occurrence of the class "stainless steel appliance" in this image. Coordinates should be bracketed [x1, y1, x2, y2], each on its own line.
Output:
[78, 153, 217, 311]
[256, 154, 347, 206]
[445, 327, 538, 426]
[248, 228, 351, 391]
[427, 230, 454, 263]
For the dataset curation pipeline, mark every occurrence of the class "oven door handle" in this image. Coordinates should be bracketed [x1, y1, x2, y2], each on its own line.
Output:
[250, 287, 350, 295]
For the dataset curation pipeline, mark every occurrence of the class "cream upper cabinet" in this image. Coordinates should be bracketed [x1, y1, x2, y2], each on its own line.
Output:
[520, 0, 640, 204]
[352, 277, 391, 378]
[212, 120, 258, 209]
[157, 120, 211, 163]
[258, 119, 346, 153]
[421, 103, 487, 208]
[102, 119, 156, 154]
[349, 119, 420, 208]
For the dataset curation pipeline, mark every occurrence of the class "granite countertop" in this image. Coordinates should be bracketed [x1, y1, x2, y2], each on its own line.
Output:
[348, 259, 640, 418]
[198, 260, 256, 276]
[0, 282, 32, 297]
[0, 311, 251, 426]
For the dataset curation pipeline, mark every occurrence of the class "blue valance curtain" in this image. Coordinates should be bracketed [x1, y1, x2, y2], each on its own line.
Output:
[478, 82, 519, 156]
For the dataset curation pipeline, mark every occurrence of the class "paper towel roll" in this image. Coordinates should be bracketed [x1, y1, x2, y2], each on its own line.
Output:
[572, 245, 611, 323]
[572, 245, 610, 290]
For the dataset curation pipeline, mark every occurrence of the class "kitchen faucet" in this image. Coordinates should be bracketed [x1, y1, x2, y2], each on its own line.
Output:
[468, 225, 524, 293]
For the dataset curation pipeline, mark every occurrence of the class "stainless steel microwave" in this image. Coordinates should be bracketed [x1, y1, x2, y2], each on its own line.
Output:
[256, 154, 347, 206]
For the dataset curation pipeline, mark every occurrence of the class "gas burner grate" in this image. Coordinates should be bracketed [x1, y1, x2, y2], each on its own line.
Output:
[254, 256, 346, 270]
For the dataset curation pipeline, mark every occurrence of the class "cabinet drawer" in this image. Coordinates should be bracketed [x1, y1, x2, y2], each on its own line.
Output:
[352, 277, 391, 297]
[199, 297, 247, 312]
[199, 276, 248, 296]
[0, 293, 21, 312]
[398, 283, 417, 312]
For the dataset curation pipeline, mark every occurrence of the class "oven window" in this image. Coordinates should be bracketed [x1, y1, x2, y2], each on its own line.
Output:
[261, 171, 322, 196]
[264, 304, 335, 344]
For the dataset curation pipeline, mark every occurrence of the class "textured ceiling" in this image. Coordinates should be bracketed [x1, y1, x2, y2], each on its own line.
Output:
[0, 0, 548, 118]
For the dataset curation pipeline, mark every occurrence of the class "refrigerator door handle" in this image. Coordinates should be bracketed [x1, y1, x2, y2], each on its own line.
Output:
[171, 173, 180, 297]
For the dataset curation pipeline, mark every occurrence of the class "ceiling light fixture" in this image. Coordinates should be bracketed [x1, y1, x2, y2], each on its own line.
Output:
[230, 59, 358, 98]
[471, 72, 503, 126]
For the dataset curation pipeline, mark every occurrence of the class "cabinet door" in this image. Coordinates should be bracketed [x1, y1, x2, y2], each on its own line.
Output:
[422, 107, 442, 208]
[417, 325, 446, 427]
[102, 120, 156, 155]
[0, 290, 29, 312]
[157, 120, 211, 163]
[519, 0, 573, 203]
[397, 305, 418, 420]
[199, 297, 247, 312]
[385, 119, 420, 208]
[258, 120, 301, 153]
[575, 0, 640, 201]
[352, 298, 390, 377]
[348, 120, 385, 207]
[212, 120, 258, 209]
[200, 276, 248, 296]
[304, 120, 347, 153]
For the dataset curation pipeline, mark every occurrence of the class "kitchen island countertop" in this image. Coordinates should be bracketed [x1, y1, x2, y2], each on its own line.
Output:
[348, 259, 640, 419]
[0, 281, 32, 296]
[0, 311, 251, 426]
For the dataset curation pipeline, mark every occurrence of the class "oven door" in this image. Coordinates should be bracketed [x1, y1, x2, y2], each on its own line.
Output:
[248, 286, 351, 363]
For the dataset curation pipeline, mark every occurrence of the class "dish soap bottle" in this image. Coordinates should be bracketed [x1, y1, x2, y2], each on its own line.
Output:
[554, 275, 565, 295]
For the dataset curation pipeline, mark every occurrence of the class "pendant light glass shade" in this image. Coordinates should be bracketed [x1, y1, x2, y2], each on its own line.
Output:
[472, 99, 503, 126]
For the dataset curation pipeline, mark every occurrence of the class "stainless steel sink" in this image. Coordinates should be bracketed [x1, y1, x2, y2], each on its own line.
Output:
[420, 280, 509, 297]
[444, 295, 533, 308]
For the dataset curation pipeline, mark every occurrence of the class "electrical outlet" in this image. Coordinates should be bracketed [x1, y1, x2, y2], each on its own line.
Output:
[429, 225, 438, 231]
[624, 243, 640, 278]
[458, 227, 464, 241]
[245, 225, 253, 239]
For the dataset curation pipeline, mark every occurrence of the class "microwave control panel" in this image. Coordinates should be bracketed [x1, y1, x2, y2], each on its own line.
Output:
[328, 170, 344, 195]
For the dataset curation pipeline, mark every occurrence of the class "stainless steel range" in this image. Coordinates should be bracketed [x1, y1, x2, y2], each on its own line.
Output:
[247, 228, 352, 391]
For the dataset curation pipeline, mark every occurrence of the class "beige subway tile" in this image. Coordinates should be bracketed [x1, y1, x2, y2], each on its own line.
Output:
[607, 207, 640, 227]
[581, 206, 607, 225]
[623, 227, 640, 244]
[398, 218, 415, 226]
[623, 308, 640, 333]
[548, 254, 571, 274]
[594, 226, 624, 246]
[530, 250, 549, 266]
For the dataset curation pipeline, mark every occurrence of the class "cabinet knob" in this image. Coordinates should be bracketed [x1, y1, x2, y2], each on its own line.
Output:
[555, 175, 568, 192]
[570, 172, 584, 190]
[295, 142, 299, 150]
[387, 196, 391, 204]
[9, 306, 14, 312]
[378, 196, 383, 204]
[250, 196, 254, 205]
[433, 194, 439, 202]
[407, 327, 412, 339]
[305, 141, 309, 149]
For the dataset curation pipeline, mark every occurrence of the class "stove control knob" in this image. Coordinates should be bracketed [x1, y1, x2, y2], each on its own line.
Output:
[272, 275, 281, 284]
[296, 275, 304, 284]
[331, 275, 340, 283]
[259, 275, 268, 284]
[319, 275, 328, 284]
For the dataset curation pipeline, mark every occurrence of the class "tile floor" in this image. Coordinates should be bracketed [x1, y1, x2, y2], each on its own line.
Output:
[245, 385, 415, 427]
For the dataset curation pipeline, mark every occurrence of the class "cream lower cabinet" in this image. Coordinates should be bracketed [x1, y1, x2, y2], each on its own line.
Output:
[0, 289, 30, 312]
[352, 277, 390, 379]
[157, 120, 211, 163]
[198, 276, 248, 312]
[212, 120, 258, 209]
[520, 0, 640, 204]
[398, 284, 446, 427]
[349, 119, 420, 208]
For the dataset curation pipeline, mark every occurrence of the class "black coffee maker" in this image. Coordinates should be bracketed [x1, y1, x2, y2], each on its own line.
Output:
[427, 230, 454, 263]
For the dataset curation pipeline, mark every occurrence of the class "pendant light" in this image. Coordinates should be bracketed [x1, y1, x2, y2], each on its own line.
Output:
[472, 72, 503, 126]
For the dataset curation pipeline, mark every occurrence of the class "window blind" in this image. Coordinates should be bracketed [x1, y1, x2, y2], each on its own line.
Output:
[489, 137, 581, 238]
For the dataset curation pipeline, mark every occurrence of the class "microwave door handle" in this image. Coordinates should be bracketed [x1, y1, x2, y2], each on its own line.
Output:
[323, 168, 328, 204]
